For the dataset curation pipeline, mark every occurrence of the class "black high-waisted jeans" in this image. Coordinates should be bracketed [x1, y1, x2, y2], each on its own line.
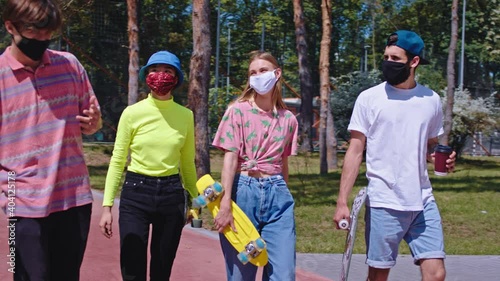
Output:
[119, 171, 187, 281]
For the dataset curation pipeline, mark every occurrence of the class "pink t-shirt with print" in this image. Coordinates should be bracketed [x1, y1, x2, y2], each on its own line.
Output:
[212, 100, 298, 175]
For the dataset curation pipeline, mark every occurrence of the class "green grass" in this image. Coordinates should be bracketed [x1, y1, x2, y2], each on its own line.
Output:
[85, 144, 500, 255]
[84, 143, 114, 191]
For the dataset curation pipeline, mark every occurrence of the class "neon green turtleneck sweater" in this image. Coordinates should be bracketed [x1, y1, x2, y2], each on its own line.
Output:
[103, 95, 197, 206]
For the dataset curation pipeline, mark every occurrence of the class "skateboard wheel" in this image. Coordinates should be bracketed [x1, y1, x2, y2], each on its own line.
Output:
[254, 238, 266, 250]
[339, 219, 349, 229]
[194, 195, 207, 208]
[213, 182, 223, 193]
[237, 252, 250, 265]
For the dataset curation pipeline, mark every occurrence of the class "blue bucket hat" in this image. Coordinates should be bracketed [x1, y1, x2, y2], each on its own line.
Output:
[389, 30, 430, 65]
[139, 51, 184, 87]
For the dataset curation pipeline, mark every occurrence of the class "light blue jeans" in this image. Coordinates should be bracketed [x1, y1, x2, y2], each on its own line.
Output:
[365, 200, 446, 268]
[219, 173, 296, 281]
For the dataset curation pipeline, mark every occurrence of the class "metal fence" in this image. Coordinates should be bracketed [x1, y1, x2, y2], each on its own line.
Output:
[461, 131, 500, 156]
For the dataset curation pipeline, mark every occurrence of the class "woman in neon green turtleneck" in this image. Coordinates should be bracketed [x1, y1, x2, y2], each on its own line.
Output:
[99, 51, 197, 280]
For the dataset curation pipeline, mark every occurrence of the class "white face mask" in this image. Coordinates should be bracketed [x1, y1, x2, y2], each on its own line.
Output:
[249, 70, 278, 95]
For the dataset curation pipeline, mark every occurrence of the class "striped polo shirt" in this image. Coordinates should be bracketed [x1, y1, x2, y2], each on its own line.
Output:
[0, 47, 95, 218]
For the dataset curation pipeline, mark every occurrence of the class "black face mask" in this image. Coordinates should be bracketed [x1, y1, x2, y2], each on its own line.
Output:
[16, 35, 51, 61]
[382, 60, 411, 86]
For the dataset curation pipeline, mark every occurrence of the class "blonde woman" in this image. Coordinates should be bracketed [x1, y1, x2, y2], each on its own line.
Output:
[212, 51, 299, 281]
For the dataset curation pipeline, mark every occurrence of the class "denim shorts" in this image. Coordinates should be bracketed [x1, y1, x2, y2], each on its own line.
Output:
[365, 201, 446, 268]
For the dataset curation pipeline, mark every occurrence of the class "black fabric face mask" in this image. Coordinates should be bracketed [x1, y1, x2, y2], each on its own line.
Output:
[16, 35, 51, 61]
[382, 60, 411, 86]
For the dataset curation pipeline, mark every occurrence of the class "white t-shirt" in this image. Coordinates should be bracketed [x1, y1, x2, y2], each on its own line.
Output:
[348, 82, 444, 211]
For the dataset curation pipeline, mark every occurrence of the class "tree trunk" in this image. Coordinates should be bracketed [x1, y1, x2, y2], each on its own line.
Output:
[319, 0, 333, 174]
[293, 0, 314, 153]
[189, 0, 212, 177]
[127, 0, 139, 105]
[327, 98, 338, 170]
[443, 0, 459, 145]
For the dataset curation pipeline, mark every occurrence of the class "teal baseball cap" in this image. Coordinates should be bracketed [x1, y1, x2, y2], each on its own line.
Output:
[388, 30, 430, 65]
[139, 51, 184, 87]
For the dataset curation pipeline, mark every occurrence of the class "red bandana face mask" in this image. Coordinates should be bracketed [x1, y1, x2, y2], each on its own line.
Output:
[146, 72, 177, 96]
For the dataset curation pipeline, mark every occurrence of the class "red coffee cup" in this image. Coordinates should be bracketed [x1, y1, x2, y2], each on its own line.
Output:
[434, 145, 452, 176]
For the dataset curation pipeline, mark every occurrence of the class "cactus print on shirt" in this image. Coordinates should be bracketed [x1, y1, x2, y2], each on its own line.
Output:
[212, 100, 298, 175]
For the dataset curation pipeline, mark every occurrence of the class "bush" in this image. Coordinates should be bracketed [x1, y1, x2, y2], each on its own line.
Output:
[442, 89, 499, 155]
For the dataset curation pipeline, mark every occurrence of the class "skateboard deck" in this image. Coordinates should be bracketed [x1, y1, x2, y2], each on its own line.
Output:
[194, 174, 268, 266]
[339, 187, 367, 281]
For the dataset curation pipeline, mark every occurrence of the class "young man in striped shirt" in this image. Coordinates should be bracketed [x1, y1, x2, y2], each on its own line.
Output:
[0, 1, 102, 280]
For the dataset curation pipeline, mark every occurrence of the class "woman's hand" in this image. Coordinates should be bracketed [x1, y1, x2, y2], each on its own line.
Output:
[214, 199, 237, 233]
[99, 206, 113, 238]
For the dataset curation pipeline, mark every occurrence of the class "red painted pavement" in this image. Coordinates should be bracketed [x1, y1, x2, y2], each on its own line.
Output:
[0, 190, 332, 281]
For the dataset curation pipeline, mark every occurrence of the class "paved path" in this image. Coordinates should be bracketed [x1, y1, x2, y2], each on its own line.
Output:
[1, 190, 499, 280]
[297, 253, 500, 281]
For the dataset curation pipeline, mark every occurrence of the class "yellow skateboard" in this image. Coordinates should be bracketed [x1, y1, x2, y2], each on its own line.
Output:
[194, 174, 268, 266]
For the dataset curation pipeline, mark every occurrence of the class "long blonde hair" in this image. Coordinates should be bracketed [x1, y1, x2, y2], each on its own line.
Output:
[237, 51, 287, 110]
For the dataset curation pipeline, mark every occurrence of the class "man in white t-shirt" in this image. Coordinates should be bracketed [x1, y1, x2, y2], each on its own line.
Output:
[333, 30, 456, 281]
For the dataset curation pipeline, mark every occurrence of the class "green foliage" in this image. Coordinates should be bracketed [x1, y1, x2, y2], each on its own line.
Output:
[330, 70, 382, 141]
[212, 0, 299, 91]
[59, 0, 97, 73]
[331, 0, 372, 76]
[442, 89, 499, 155]
[140, 0, 192, 64]
[0, 32, 10, 51]
[2, 0, 497, 143]
[484, 0, 500, 64]
[415, 62, 447, 92]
